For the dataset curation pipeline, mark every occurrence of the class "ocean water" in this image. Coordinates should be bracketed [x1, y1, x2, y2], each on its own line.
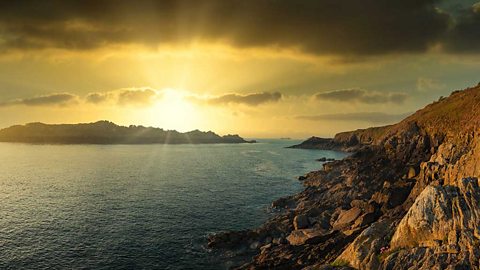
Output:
[0, 140, 347, 269]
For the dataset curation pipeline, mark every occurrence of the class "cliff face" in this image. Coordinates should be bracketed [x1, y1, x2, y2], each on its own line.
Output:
[0, 121, 252, 144]
[210, 85, 480, 269]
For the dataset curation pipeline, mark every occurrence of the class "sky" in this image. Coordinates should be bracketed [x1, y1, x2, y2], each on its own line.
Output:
[0, 0, 480, 138]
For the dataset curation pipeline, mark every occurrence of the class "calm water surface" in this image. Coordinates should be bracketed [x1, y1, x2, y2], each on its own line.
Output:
[0, 140, 347, 269]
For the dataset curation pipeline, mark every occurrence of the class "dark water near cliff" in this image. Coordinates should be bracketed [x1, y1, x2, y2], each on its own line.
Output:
[0, 140, 347, 269]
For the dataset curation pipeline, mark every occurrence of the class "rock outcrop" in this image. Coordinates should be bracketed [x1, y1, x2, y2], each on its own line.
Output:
[209, 85, 480, 269]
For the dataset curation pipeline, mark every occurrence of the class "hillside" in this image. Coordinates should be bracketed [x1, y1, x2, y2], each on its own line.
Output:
[210, 84, 480, 269]
[0, 121, 253, 144]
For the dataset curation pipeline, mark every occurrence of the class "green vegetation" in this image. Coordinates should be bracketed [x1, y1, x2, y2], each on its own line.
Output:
[330, 259, 350, 267]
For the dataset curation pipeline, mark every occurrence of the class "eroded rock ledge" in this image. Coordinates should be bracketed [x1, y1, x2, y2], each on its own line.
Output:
[209, 85, 480, 269]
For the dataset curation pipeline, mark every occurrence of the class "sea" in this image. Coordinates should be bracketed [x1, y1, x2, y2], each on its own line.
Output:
[0, 139, 347, 269]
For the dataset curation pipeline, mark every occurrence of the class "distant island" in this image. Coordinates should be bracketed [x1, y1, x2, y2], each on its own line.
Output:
[0, 121, 255, 144]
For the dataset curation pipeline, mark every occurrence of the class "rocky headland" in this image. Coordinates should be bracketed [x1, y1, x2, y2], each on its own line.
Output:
[0, 121, 254, 144]
[209, 84, 480, 269]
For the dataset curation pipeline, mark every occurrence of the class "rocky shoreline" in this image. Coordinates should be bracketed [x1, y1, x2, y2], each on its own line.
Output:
[208, 85, 480, 269]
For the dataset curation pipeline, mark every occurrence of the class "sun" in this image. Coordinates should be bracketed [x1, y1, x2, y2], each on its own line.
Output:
[151, 88, 202, 131]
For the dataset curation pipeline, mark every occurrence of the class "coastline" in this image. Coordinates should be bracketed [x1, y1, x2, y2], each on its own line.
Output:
[209, 86, 480, 269]
[208, 142, 380, 269]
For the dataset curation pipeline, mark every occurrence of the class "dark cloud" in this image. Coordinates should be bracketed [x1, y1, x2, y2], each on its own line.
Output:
[0, 0, 453, 56]
[117, 89, 159, 105]
[315, 89, 407, 104]
[444, 3, 480, 52]
[0, 93, 78, 107]
[0, 88, 161, 107]
[86, 88, 161, 106]
[85, 92, 111, 104]
[195, 92, 282, 106]
[297, 112, 410, 124]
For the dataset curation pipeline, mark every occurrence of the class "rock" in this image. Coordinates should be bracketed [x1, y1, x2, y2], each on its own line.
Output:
[207, 230, 252, 248]
[387, 185, 413, 208]
[391, 179, 480, 250]
[370, 181, 413, 210]
[336, 220, 394, 269]
[333, 207, 362, 230]
[260, 243, 272, 253]
[407, 166, 417, 178]
[350, 200, 377, 214]
[249, 241, 260, 250]
[352, 212, 380, 228]
[350, 199, 368, 209]
[286, 229, 329, 246]
[323, 162, 336, 172]
[272, 237, 286, 245]
[294, 214, 310, 230]
[271, 196, 295, 209]
[316, 157, 336, 162]
[387, 179, 480, 269]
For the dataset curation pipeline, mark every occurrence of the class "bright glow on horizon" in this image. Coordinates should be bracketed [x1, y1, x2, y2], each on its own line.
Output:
[150, 89, 203, 132]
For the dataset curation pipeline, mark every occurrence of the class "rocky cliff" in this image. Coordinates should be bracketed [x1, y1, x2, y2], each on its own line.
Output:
[209, 84, 480, 269]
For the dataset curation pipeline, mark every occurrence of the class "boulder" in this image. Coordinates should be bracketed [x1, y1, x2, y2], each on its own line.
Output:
[350, 200, 377, 213]
[286, 229, 329, 246]
[352, 212, 380, 228]
[386, 178, 480, 269]
[333, 207, 362, 230]
[336, 219, 394, 270]
[391, 179, 480, 250]
[294, 214, 310, 230]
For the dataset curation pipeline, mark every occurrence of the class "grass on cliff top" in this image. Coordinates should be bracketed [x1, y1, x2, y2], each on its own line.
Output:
[336, 85, 480, 143]
[400, 86, 480, 135]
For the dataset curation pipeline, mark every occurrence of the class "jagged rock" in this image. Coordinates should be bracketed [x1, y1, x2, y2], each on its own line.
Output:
[336, 220, 395, 270]
[381, 247, 477, 270]
[352, 212, 380, 228]
[294, 214, 310, 230]
[286, 229, 330, 246]
[333, 207, 362, 230]
[371, 181, 413, 210]
[386, 178, 480, 269]
[391, 178, 480, 250]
